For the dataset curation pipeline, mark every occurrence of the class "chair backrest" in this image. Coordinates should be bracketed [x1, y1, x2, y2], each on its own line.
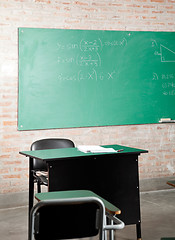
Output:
[31, 138, 75, 171]
[30, 197, 105, 240]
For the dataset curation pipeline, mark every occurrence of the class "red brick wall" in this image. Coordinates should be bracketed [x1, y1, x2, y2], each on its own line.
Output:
[0, 0, 175, 193]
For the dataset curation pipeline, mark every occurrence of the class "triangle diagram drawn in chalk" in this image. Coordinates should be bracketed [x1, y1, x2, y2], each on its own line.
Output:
[160, 44, 175, 62]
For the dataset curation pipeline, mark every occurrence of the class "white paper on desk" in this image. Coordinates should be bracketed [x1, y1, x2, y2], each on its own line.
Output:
[77, 145, 117, 153]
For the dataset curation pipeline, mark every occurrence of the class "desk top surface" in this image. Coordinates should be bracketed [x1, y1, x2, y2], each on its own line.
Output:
[35, 190, 121, 215]
[20, 144, 148, 161]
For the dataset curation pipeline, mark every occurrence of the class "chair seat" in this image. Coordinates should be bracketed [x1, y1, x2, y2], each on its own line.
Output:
[35, 190, 121, 215]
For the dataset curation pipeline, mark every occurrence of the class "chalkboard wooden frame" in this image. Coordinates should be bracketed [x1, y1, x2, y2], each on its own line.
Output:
[18, 28, 175, 130]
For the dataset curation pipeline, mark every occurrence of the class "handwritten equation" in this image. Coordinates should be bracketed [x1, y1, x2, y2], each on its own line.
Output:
[153, 72, 175, 96]
[77, 53, 101, 67]
[58, 70, 117, 83]
[80, 39, 102, 52]
[56, 37, 127, 69]
[104, 38, 127, 47]
[57, 37, 126, 52]
[57, 54, 101, 67]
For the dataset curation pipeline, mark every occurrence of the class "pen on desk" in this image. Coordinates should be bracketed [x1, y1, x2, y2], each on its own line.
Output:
[117, 149, 124, 152]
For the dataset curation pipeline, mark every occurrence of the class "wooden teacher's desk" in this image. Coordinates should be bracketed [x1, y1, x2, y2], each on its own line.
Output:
[20, 144, 148, 240]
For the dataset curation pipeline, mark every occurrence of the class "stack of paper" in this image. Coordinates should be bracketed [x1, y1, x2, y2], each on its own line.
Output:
[77, 145, 117, 153]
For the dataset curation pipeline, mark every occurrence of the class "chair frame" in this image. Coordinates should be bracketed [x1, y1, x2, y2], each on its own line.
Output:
[29, 197, 105, 240]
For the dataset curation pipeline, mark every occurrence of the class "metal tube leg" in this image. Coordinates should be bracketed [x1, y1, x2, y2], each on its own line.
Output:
[110, 219, 114, 240]
[104, 216, 108, 240]
[107, 217, 114, 240]
[136, 222, 142, 240]
[28, 157, 34, 240]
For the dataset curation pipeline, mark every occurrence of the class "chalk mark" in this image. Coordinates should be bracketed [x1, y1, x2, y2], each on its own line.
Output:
[160, 44, 175, 63]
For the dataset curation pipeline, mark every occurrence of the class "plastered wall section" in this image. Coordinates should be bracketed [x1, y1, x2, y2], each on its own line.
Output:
[0, 0, 175, 194]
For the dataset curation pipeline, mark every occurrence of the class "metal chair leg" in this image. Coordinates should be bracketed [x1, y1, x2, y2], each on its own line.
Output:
[37, 181, 41, 193]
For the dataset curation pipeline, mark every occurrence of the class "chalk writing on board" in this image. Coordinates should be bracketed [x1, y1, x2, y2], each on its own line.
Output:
[58, 74, 77, 82]
[153, 41, 175, 63]
[78, 69, 98, 82]
[152, 72, 175, 96]
[162, 73, 175, 80]
[162, 82, 175, 88]
[160, 45, 175, 62]
[152, 73, 158, 81]
[57, 56, 75, 64]
[151, 39, 158, 48]
[153, 72, 175, 81]
[57, 42, 78, 50]
[77, 53, 101, 67]
[99, 71, 116, 80]
[104, 38, 127, 47]
[107, 71, 115, 79]
[80, 39, 102, 52]
[163, 90, 175, 96]
[57, 70, 117, 83]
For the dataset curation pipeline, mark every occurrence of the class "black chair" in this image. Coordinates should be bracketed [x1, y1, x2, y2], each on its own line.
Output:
[29, 197, 105, 240]
[31, 138, 75, 193]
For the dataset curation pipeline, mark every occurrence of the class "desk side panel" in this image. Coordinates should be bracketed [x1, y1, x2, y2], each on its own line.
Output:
[94, 154, 141, 225]
[48, 154, 141, 225]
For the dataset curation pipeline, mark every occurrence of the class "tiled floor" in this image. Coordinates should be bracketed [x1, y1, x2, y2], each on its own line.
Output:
[0, 189, 175, 240]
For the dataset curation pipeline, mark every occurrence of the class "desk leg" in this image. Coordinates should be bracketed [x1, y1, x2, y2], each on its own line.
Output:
[29, 157, 34, 215]
[136, 222, 142, 240]
[28, 157, 34, 240]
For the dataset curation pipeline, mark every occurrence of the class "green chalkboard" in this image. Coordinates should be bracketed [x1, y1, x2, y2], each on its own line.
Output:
[18, 28, 175, 130]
